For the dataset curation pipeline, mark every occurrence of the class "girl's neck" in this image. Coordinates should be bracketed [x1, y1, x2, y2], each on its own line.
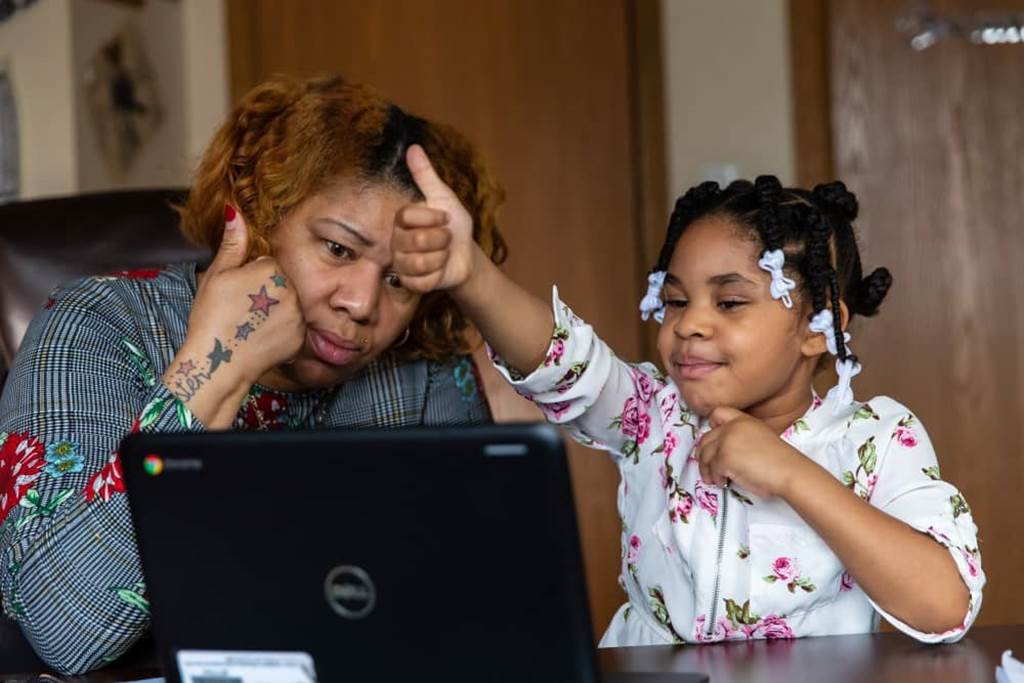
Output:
[744, 382, 816, 435]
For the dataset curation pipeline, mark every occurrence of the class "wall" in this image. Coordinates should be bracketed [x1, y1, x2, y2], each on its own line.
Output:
[0, 0, 228, 200]
[0, 0, 76, 198]
[660, 0, 796, 200]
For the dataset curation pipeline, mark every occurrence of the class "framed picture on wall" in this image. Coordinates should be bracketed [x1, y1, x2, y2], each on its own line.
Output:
[82, 21, 163, 176]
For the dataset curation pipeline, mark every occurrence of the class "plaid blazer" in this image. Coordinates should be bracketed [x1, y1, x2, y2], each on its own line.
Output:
[0, 263, 489, 674]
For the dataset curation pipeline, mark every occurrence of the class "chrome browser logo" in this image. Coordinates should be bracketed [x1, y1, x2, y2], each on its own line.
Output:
[143, 455, 164, 476]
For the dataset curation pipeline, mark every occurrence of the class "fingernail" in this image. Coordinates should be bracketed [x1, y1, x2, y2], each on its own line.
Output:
[225, 204, 237, 223]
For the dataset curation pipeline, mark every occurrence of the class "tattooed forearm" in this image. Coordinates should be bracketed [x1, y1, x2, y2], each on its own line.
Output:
[167, 273, 288, 405]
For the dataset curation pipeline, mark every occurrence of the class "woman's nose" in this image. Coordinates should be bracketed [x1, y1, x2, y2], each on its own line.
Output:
[328, 262, 382, 324]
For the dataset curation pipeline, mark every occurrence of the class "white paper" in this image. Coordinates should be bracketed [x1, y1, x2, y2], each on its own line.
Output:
[176, 650, 317, 683]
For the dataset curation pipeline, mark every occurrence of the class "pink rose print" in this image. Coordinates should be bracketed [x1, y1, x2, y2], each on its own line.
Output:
[811, 394, 823, 410]
[894, 426, 918, 448]
[542, 401, 571, 421]
[865, 473, 879, 498]
[620, 397, 652, 445]
[627, 534, 642, 564]
[672, 492, 694, 523]
[631, 368, 655, 404]
[961, 548, 980, 578]
[755, 615, 795, 640]
[840, 572, 856, 592]
[544, 339, 566, 367]
[771, 557, 799, 582]
[695, 481, 719, 518]
[660, 393, 678, 422]
[694, 615, 737, 643]
[663, 431, 678, 458]
[659, 465, 670, 489]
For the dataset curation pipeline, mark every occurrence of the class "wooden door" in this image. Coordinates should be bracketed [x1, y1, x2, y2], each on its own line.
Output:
[226, 0, 667, 638]
[829, 0, 1024, 625]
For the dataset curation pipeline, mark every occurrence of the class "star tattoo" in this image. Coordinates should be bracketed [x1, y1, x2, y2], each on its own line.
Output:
[270, 273, 287, 288]
[248, 286, 280, 315]
[235, 322, 255, 341]
[207, 338, 233, 372]
[175, 360, 196, 376]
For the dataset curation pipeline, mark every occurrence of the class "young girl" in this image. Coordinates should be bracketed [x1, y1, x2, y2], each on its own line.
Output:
[393, 145, 984, 646]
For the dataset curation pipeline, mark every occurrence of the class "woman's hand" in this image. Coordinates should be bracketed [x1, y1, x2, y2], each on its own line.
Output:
[162, 207, 305, 426]
[695, 406, 805, 498]
[392, 144, 482, 294]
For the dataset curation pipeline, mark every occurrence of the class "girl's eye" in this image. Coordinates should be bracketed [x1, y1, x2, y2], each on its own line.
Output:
[718, 299, 747, 310]
[325, 240, 355, 260]
[662, 299, 687, 309]
[384, 272, 402, 288]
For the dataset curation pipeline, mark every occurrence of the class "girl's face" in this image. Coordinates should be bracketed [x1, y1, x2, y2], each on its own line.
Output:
[656, 216, 822, 419]
[259, 180, 422, 392]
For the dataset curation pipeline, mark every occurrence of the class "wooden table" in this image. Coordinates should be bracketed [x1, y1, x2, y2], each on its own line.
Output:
[5, 624, 1022, 681]
[599, 624, 1023, 683]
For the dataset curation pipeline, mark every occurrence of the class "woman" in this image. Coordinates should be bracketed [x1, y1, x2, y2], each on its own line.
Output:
[0, 75, 505, 674]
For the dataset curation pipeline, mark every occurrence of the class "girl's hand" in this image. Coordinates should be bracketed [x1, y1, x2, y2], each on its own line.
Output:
[695, 406, 805, 498]
[392, 144, 481, 294]
[169, 207, 306, 399]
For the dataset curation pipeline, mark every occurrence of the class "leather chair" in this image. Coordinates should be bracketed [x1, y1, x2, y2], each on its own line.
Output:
[0, 188, 202, 673]
[0, 188, 210, 388]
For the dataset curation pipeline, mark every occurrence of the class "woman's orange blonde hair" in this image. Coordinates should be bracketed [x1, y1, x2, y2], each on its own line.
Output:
[178, 75, 506, 363]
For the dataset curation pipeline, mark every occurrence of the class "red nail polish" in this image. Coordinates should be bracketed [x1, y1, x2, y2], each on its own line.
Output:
[224, 204, 237, 222]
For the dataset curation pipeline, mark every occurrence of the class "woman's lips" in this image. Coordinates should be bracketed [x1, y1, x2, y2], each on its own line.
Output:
[307, 328, 361, 366]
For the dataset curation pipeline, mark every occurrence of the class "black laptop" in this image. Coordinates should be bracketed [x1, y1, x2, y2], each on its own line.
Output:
[121, 424, 708, 683]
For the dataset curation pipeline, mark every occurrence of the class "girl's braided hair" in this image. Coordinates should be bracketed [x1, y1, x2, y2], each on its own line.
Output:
[653, 176, 892, 363]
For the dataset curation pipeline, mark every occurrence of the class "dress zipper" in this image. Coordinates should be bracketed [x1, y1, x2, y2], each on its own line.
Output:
[705, 487, 730, 637]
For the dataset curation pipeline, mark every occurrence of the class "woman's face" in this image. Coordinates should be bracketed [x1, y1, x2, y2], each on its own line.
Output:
[259, 180, 421, 391]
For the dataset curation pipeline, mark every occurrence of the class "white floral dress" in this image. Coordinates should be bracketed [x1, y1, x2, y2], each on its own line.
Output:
[491, 289, 984, 647]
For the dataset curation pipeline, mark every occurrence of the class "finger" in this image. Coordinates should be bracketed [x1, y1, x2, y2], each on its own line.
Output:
[393, 250, 449, 278]
[396, 204, 450, 229]
[208, 204, 250, 275]
[394, 225, 452, 254]
[709, 405, 744, 429]
[406, 144, 458, 203]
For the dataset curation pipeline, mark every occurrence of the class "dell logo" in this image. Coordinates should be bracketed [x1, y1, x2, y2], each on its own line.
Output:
[324, 565, 376, 619]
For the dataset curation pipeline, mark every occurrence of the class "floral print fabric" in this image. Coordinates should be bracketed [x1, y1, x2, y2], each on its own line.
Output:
[490, 287, 984, 647]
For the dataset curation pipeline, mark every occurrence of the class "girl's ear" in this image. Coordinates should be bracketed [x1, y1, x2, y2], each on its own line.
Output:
[800, 300, 850, 359]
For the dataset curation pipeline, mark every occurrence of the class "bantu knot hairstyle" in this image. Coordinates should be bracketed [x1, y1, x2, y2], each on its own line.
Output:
[650, 176, 892, 364]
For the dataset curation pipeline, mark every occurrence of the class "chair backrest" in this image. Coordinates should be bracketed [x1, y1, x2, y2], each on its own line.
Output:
[0, 188, 210, 384]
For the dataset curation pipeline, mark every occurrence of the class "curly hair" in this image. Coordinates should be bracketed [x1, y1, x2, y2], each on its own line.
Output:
[652, 177, 892, 366]
[178, 74, 507, 363]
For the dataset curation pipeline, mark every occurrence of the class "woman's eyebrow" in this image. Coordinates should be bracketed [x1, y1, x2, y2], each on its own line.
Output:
[314, 217, 374, 247]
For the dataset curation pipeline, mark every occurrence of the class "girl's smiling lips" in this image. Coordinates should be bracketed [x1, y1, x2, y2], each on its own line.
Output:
[671, 352, 727, 380]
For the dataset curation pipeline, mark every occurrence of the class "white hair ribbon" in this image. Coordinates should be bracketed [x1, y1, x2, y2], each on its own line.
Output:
[757, 249, 796, 308]
[808, 309, 851, 356]
[829, 357, 862, 412]
[639, 270, 667, 323]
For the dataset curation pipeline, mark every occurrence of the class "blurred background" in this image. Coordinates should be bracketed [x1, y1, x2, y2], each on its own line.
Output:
[0, 0, 1021, 639]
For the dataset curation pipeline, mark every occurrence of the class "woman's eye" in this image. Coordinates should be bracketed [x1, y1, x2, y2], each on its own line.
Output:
[718, 299, 747, 310]
[325, 240, 355, 260]
[384, 272, 402, 288]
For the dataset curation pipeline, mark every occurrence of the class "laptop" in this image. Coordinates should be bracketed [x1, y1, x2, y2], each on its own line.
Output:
[121, 424, 708, 683]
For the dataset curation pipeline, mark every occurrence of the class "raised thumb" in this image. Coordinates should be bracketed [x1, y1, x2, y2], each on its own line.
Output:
[210, 203, 250, 273]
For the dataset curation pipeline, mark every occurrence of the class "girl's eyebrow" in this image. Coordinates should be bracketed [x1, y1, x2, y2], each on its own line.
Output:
[663, 272, 757, 287]
[708, 272, 757, 286]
